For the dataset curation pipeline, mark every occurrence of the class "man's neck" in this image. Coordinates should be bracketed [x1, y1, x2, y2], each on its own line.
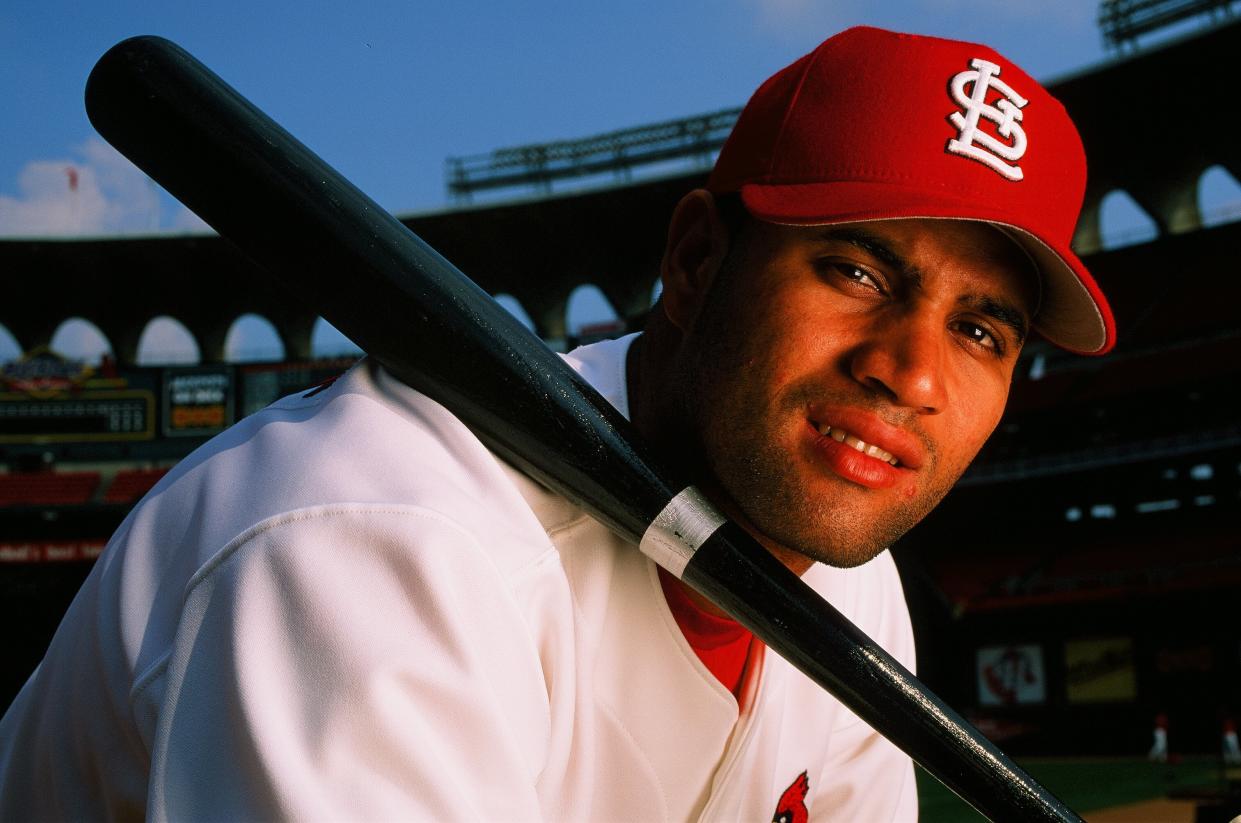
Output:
[625, 331, 814, 618]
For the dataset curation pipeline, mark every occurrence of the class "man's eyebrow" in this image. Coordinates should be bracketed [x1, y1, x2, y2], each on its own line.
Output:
[817, 227, 925, 290]
[818, 227, 1030, 344]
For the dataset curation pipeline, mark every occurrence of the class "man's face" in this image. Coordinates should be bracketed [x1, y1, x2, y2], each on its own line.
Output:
[667, 214, 1037, 570]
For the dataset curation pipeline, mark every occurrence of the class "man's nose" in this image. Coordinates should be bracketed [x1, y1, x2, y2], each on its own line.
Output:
[848, 313, 948, 414]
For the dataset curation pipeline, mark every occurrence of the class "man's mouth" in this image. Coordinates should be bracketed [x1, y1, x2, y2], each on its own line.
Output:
[813, 422, 900, 467]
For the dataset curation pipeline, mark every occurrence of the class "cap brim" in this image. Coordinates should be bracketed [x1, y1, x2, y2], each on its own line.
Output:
[990, 226, 1115, 355]
[740, 182, 1116, 355]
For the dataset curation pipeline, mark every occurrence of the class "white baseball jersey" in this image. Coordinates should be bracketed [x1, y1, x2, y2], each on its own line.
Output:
[0, 334, 917, 821]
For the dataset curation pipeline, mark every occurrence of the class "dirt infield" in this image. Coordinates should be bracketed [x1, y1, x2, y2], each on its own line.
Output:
[1084, 797, 1197, 822]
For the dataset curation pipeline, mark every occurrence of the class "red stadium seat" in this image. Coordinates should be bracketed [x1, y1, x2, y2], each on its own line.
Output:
[102, 468, 171, 505]
[0, 471, 101, 507]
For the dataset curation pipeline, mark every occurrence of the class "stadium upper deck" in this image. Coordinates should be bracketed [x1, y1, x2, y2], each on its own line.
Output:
[2, 16, 1239, 755]
[3, 18, 1240, 359]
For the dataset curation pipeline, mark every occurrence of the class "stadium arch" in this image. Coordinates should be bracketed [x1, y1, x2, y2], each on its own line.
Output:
[1097, 189, 1160, 250]
[1198, 164, 1241, 227]
[493, 294, 536, 333]
[566, 284, 621, 337]
[310, 317, 363, 359]
[136, 316, 201, 366]
[224, 314, 285, 363]
[49, 317, 112, 364]
[0, 324, 21, 363]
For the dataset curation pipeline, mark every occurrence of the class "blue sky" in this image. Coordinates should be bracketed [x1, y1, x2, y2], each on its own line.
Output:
[2, 0, 1112, 228]
[3, 1, 1235, 362]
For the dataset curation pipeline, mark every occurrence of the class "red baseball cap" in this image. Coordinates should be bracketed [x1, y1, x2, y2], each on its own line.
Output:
[708, 26, 1115, 355]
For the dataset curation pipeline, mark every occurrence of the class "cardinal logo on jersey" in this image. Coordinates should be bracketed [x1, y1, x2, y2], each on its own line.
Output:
[946, 57, 1029, 182]
[771, 770, 809, 823]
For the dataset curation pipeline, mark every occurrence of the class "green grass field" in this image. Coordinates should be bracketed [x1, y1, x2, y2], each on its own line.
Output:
[918, 757, 1227, 822]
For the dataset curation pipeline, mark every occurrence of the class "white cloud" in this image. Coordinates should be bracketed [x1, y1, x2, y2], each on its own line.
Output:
[745, 0, 861, 41]
[0, 138, 167, 237]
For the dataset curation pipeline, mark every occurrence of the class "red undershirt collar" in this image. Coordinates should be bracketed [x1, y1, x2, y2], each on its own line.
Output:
[658, 566, 755, 698]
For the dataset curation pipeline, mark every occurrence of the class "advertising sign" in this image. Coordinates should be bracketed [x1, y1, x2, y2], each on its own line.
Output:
[1065, 637, 1136, 703]
[977, 644, 1046, 706]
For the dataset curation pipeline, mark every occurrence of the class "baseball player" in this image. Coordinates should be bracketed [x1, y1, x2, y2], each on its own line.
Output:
[0, 26, 1113, 820]
[1223, 716, 1241, 766]
[1149, 712, 1170, 763]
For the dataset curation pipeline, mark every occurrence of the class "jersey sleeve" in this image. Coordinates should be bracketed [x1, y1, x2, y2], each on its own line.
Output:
[146, 506, 557, 821]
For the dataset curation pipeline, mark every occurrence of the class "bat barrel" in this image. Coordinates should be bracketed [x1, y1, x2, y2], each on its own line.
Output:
[85, 36, 1081, 823]
[83, 34, 677, 541]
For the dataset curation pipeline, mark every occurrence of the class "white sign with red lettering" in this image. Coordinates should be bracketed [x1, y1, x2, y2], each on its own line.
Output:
[977, 644, 1046, 706]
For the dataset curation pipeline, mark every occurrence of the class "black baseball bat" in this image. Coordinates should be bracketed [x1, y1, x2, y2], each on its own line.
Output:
[84, 36, 1080, 823]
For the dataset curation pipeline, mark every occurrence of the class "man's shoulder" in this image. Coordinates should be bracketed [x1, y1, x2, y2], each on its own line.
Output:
[802, 550, 914, 666]
[130, 359, 555, 574]
[171, 333, 638, 533]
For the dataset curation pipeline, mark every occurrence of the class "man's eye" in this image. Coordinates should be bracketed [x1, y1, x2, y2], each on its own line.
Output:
[828, 262, 883, 292]
[955, 321, 1002, 353]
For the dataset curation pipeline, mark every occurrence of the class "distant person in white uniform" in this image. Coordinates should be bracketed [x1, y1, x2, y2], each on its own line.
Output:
[1223, 717, 1241, 766]
[1149, 712, 1170, 763]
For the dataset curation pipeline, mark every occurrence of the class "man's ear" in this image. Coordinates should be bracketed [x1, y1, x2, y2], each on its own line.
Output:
[659, 189, 732, 332]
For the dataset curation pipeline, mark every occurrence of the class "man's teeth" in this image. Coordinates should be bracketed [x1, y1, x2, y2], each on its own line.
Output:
[814, 423, 900, 466]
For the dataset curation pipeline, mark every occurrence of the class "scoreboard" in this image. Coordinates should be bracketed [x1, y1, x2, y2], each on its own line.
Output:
[162, 368, 233, 437]
[0, 356, 357, 449]
[0, 391, 155, 443]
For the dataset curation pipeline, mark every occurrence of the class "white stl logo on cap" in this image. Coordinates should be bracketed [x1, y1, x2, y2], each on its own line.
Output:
[946, 58, 1029, 181]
